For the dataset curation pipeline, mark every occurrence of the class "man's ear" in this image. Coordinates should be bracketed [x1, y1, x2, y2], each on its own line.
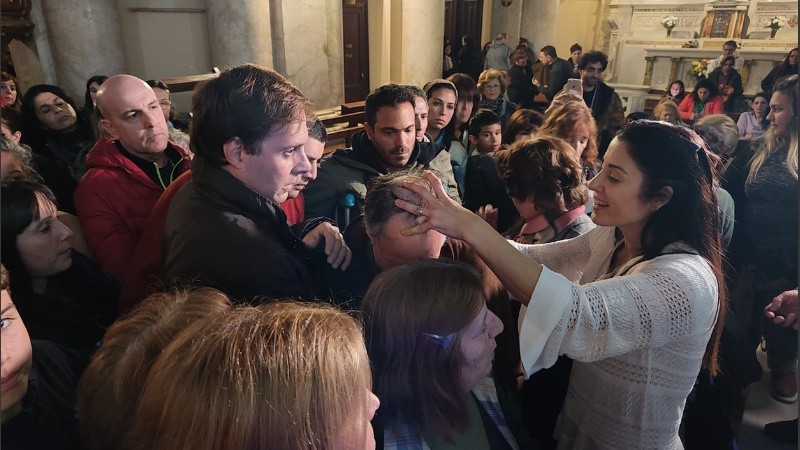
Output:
[222, 137, 246, 169]
[100, 119, 117, 139]
[468, 134, 477, 145]
[651, 186, 673, 211]
[364, 122, 375, 141]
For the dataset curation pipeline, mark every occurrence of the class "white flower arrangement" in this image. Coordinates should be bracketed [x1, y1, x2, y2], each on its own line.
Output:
[661, 16, 678, 30]
[764, 16, 787, 30]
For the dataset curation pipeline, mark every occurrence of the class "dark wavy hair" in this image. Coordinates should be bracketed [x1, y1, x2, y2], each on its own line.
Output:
[84, 75, 108, 110]
[615, 120, 727, 375]
[495, 135, 588, 212]
[690, 78, 718, 103]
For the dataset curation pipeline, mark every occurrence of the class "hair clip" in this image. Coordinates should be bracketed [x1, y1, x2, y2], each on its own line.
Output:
[422, 332, 454, 348]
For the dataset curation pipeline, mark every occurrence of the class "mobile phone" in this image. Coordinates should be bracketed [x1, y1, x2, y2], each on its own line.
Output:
[566, 78, 583, 97]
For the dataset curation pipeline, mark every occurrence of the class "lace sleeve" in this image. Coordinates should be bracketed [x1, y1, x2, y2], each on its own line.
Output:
[519, 253, 719, 376]
[509, 226, 609, 283]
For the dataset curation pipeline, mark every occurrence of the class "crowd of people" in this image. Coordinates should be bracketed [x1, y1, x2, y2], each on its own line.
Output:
[0, 36, 797, 449]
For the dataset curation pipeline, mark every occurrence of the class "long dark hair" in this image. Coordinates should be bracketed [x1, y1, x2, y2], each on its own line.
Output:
[83, 75, 108, 110]
[19, 84, 93, 152]
[691, 78, 718, 103]
[616, 120, 727, 375]
[0, 180, 60, 299]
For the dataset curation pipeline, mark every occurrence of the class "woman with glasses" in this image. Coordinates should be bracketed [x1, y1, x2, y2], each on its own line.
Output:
[477, 69, 517, 128]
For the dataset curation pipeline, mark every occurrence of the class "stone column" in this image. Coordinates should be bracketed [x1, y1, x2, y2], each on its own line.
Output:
[397, 0, 443, 87]
[39, 0, 126, 100]
[275, 0, 344, 109]
[668, 57, 681, 84]
[521, 0, 559, 54]
[206, 0, 273, 70]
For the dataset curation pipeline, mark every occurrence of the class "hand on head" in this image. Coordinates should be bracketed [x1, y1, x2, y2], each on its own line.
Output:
[393, 171, 478, 241]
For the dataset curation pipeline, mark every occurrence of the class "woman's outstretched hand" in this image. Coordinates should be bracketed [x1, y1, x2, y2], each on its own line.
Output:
[394, 171, 480, 242]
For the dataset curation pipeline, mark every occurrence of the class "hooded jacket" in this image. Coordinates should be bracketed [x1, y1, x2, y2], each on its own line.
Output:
[74, 138, 190, 279]
[304, 130, 461, 223]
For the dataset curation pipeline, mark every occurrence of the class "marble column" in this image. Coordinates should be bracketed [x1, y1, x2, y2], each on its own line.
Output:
[397, 0, 443, 87]
[274, 0, 344, 109]
[521, 0, 559, 54]
[643, 56, 655, 86]
[206, 0, 273, 70]
[39, 0, 126, 101]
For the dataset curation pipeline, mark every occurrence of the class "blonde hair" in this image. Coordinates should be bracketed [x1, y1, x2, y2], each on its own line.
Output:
[77, 288, 233, 450]
[129, 301, 372, 450]
[539, 98, 599, 173]
[747, 75, 798, 184]
[653, 99, 680, 125]
[477, 68, 508, 94]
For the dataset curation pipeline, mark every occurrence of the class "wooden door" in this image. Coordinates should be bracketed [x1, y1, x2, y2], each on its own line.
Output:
[342, 0, 369, 103]
[444, 0, 483, 57]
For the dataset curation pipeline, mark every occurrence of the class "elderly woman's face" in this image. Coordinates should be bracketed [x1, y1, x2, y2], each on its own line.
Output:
[458, 303, 503, 391]
[33, 92, 77, 132]
[481, 78, 502, 101]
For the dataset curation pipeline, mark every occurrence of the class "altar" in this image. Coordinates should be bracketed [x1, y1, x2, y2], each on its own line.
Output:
[605, 0, 797, 110]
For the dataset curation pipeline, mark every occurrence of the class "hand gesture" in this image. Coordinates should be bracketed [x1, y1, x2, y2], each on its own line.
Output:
[765, 289, 800, 331]
[302, 222, 352, 270]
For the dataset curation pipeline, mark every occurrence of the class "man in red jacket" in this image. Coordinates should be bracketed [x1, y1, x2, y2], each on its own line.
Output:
[74, 75, 190, 279]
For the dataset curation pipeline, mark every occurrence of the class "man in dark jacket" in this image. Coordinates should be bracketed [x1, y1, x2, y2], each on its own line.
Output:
[162, 65, 349, 302]
[575, 51, 625, 157]
[304, 84, 460, 227]
[534, 45, 573, 101]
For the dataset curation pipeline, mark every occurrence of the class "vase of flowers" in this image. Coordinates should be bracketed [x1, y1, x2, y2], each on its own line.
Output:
[661, 16, 678, 37]
[688, 59, 708, 80]
[765, 16, 787, 39]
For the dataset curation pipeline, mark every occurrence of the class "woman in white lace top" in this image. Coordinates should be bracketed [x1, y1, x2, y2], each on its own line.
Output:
[396, 120, 727, 449]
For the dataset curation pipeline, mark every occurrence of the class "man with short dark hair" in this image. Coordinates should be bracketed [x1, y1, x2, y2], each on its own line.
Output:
[572, 50, 625, 156]
[533, 45, 573, 101]
[569, 43, 583, 75]
[304, 84, 460, 224]
[162, 64, 350, 302]
[706, 39, 744, 73]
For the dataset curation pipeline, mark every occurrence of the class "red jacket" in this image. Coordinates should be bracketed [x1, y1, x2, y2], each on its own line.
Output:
[74, 139, 190, 280]
[678, 95, 724, 121]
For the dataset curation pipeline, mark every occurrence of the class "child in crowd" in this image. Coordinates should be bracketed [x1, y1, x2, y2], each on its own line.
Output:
[463, 109, 518, 234]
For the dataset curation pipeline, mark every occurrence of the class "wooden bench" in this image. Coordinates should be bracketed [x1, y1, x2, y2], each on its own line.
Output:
[319, 101, 366, 148]
[161, 68, 221, 93]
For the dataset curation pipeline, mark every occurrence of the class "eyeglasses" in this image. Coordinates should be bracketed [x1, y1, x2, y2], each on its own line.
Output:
[484, 84, 501, 90]
[159, 100, 172, 107]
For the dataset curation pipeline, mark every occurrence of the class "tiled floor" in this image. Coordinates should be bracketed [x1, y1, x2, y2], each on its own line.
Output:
[738, 348, 797, 449]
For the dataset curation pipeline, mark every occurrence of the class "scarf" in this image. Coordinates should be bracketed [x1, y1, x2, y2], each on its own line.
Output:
[479, 97, 505, 117]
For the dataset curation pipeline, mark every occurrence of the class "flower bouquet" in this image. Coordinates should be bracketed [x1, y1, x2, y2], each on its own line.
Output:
[765, 16, 787, 39]
[661, 16, 678, 37]
[688, 59, 708, 80]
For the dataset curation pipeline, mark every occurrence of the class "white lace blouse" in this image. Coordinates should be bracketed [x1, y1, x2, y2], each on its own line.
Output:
[514, 226, 719, 449]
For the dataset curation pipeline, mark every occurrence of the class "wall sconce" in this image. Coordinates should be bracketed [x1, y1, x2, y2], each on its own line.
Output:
[501, 0, 512, 6]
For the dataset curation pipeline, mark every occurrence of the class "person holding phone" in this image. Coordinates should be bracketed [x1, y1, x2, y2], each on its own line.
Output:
[568, 51, 625, 158]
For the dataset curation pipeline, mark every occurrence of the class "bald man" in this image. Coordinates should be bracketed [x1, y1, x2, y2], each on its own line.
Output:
[74, 74, 191, 279]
